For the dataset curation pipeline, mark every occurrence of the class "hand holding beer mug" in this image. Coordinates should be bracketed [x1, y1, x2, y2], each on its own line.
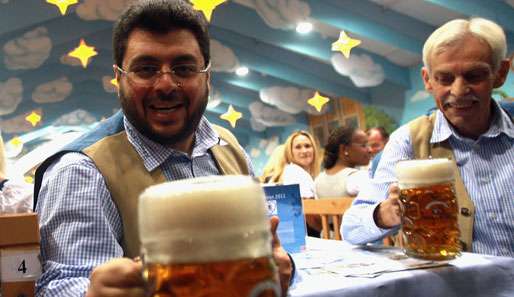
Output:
[395, 159, 461, 260]
[138, 176, 281, 297]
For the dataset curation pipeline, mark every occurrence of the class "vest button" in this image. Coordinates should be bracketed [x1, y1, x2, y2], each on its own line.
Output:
[461, 208, 471, 216]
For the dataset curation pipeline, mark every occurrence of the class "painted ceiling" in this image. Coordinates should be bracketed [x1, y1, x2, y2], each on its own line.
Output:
[1, 0, 513, 149]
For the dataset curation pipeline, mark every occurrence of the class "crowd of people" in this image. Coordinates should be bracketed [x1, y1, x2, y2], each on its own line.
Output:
[0, 0, 511, 296]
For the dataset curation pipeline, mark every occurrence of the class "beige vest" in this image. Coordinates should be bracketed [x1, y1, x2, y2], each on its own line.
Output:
[82, 125, 250, 257]
[409, 113, 474, 251]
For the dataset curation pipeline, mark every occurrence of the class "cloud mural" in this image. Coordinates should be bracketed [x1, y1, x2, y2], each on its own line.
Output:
[53, 109, 97, 126]
[260, 135, 280, 156]
[102, 76, 118, 93]
[331, 53, 385, 87]
[410, 90, 431, 102]
[260, 86, 314, 114]
[251, 0, 310, 30]
[0, 108, 43, 134]
[32, 77, 73, 104]
[0, 78, 23, 116]
[3, 27, 52, 70]
[210, 39, 239, 72]
[249, 101, 295, 128]
[60, 53, 83, 67]
[76, 0, 132, 21]
[250, 117, 266, 132]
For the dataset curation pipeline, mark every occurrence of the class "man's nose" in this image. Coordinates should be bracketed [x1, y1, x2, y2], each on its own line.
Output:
[450, 77, 470, 97]
[154, 71, 181, 91]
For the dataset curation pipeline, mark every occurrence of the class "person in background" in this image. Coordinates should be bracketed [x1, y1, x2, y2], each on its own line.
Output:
[0, 132, 33, 213]
[366, 127, 389, 158]
[315, 126, 371, 198]
[259, 144, 285, 183]
[266, 131, 322, 237]
[33, 1, 293, 296]
[366, 127, 389, 178]
[342, 17, 513, 257]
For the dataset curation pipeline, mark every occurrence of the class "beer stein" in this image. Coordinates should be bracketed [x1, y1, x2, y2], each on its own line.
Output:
[395, 159, 461, 260]
[138, 175, 281, 297]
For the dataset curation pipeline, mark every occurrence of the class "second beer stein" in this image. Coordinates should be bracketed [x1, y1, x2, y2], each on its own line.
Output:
[395, 159, 461, 260]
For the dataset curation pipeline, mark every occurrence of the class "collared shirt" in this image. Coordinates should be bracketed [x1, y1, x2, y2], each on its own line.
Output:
[35, 116, 253, 297]
[342, 101, 514, 257]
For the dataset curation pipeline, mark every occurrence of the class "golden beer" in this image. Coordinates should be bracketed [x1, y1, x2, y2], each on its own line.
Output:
[138, 176, 281, 297]
[396, 159, 461, 260]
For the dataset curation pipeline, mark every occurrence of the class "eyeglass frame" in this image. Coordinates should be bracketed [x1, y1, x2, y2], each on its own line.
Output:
[113, 62, 211, 87]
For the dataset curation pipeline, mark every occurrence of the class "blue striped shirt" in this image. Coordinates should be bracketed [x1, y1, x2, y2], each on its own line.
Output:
[35, 116, 253, 297]
[342, 102, 514, 257]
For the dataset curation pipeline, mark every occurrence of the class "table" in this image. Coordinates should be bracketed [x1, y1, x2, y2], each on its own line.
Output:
[288, 237, 514, 297]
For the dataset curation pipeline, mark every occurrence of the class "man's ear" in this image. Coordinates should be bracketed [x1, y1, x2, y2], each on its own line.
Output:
[421, 67, 433, 92]
[493, 59, 510, 88]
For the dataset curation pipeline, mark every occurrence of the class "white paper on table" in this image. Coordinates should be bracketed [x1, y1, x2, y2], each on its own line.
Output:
[294, 238, 450, 277]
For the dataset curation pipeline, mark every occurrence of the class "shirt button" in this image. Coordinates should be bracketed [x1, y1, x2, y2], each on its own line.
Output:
[489, 213, 497, 220]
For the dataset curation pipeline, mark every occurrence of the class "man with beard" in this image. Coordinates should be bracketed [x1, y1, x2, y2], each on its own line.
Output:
[33, 1, 292, 296]
[342, 17, 513, 257]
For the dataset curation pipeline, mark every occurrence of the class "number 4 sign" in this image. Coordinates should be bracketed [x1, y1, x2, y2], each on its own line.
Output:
[0, 246, 41, 282]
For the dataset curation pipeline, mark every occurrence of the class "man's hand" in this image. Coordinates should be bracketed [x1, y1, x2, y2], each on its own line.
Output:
[270, 216, 292, 297]
[86, 258, 145, 297]
[374, 183, 403, 228]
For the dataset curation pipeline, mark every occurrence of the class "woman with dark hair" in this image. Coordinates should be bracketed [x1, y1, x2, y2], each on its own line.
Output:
[315, 126, 371, 198]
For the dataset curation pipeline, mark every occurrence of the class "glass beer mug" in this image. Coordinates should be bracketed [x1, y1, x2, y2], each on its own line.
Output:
[395, 159, 461, 260]
[138, 175, 281, 297]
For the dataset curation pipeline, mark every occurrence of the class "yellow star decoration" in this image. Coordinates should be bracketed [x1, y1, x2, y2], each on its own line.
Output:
[307, 91, 330, 112]
[24, 176, 34, 184]
[220, 105, 242, 128]
[68, 39, 98, 68]
[46, 0, 78, 15]
[26, 111, 42, 127]
[331, 31, 361, 59]
[110, 78, 119, 88]
[190, 0, 227, 22]
[9, 137, 23, 148]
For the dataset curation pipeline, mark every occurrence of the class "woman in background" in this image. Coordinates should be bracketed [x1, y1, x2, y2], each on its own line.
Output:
[0, 133, 33, 213]
[265, 130, 322, 237]
[315, 126, 371, 198]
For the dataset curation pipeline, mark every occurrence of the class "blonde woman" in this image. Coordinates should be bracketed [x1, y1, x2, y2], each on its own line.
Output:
[0, 133, 33, 212]
[266, 131, 322, 236]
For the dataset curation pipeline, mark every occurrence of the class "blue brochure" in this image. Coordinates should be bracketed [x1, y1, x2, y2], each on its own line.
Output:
[262, 184, 306, 253]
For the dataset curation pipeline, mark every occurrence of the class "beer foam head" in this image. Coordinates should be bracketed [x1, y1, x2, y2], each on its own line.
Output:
[395, 158, 454, 187]
[138, 175, 272, 264]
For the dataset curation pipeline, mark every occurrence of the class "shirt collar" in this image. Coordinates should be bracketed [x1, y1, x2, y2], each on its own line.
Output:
[124, 116, 221, 172]
[431, 99, 514, 144]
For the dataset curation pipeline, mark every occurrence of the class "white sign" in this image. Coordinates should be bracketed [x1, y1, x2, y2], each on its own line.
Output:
[0, 249, 41, 282]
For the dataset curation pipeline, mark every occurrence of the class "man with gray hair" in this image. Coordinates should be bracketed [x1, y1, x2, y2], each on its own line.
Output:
[342, 18, 513, 256]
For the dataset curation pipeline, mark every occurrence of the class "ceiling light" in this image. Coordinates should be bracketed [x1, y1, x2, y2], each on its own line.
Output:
[296, 22, 313, 34]
[235, 66, 249, 76]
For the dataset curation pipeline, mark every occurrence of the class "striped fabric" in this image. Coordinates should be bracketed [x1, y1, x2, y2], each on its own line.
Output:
[35, 116, 253, 297]
[342, 102, 514, 257]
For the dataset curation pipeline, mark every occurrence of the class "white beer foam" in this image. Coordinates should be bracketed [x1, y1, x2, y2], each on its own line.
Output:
[395, 158, 454, 187]
[138, 175, 272, 264]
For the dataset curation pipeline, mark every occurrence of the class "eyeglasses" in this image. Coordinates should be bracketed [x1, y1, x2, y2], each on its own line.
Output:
[114, 62, 211, 87]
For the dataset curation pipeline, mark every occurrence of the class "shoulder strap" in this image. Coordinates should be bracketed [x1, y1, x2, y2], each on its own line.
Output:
[211, 125, 250, 175]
